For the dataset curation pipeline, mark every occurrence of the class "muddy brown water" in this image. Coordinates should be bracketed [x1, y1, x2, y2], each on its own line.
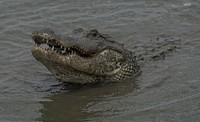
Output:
[0, 0, 200, 122]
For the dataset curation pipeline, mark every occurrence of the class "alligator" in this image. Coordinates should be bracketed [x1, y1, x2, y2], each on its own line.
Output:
[31, 28, 180, 84]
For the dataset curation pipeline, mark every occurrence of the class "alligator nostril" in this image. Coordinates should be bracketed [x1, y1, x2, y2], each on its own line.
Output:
[31, 33, 37, 38]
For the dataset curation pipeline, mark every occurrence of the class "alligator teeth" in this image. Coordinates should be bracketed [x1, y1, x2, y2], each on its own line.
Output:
[61, 50, 65, 54]
[43, 33, 48, 37]
[47, 40, 49, 43]
[52, 46, 54, 50]
[64, 48, 67, 51]
[61, 46, 63, 49]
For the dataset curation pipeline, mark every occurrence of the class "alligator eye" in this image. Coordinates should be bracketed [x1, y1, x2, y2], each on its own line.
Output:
[88, 29, 99, 37]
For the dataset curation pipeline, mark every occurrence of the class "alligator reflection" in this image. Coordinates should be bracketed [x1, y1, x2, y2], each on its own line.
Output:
[40, 78, 139, 122]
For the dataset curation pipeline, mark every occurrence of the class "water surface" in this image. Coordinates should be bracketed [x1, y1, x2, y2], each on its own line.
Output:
[0, 0, 200, 122]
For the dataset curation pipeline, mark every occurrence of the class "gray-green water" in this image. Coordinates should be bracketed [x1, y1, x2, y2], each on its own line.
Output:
[1, 0, 200, 122]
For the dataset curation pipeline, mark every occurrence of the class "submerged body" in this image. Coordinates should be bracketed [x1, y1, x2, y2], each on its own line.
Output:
[31, 28, 140, 84]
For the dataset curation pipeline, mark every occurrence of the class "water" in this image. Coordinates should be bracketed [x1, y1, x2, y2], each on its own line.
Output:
[1, 0, 200, 122]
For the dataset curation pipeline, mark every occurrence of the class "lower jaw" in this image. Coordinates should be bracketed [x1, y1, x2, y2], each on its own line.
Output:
[31, 48, 130, 83]
[32, 46, 130, 78]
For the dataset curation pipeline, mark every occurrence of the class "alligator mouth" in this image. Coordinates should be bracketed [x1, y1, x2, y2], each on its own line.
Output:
[32, 35, 93, 57]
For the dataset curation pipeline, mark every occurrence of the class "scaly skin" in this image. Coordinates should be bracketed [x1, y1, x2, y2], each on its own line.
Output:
[31, 28, 140, 84]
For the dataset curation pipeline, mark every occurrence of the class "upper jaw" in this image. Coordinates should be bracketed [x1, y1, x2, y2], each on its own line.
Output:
[31, 28, 127, 58]
[31, 30, 97, 56]
[32, 37, 93, 57]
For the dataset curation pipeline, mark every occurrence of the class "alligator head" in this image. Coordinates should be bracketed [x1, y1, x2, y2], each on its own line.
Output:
[31, 28, 140, 84]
